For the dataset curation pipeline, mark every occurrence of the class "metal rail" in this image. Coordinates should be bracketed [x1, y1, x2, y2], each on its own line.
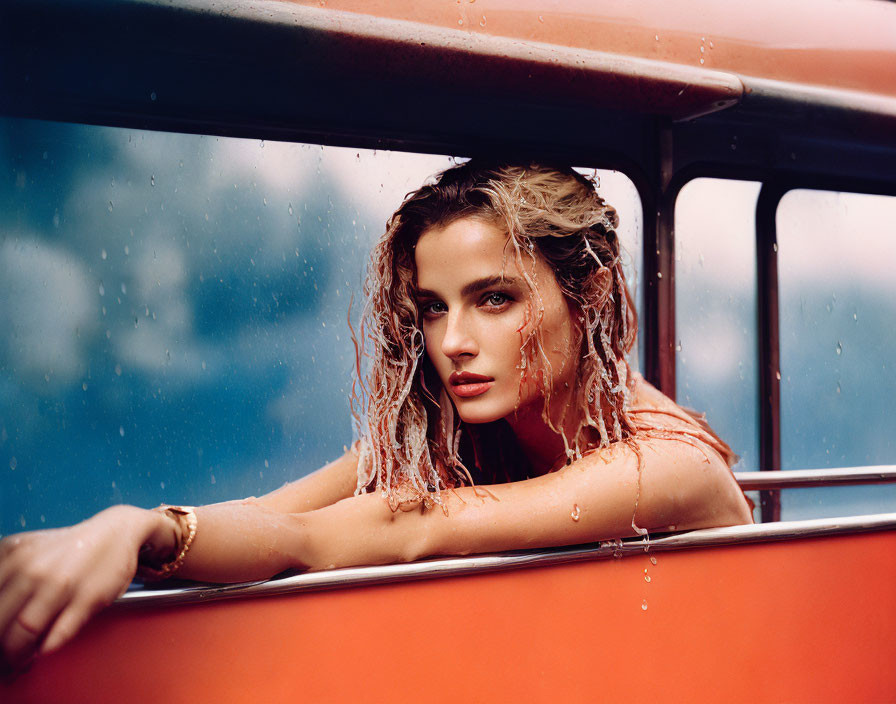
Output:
[116, 511, 896, 608]
[734, 465, 896, 490]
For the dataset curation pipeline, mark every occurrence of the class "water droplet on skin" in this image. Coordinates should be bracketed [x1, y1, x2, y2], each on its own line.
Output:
[571, 504, 581, 521]
[654, 34, 659, 41]
[709, 40, 714, 48]
[650, 556, 657, 565]
[641, 600, 648, 611]
[479, 16, 486, 26]
[644, 575, 651, 582]
[699, 58, 705, 65]
[538, 15, 544, 22]
[458, 18, 463, 25]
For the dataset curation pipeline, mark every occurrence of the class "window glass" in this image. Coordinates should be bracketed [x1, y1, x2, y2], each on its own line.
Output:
[777, 189, 896, 519]
[0, 117, 642, 536]
[675, 178, 760, 518]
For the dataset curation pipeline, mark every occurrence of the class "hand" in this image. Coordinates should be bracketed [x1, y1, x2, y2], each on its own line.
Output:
[0, 506, 155, 669]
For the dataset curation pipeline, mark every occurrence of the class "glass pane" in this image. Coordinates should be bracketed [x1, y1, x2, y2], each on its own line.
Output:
[675, 178, 760, 498]
[778, 189, 896, 519]
[0, 117, 642, 536]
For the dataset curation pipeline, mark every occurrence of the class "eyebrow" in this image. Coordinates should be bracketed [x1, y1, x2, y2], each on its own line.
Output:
[416, 275, 520, 300]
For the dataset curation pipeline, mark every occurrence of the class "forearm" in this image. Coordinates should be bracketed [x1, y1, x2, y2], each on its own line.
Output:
[174, 499, 310, 582]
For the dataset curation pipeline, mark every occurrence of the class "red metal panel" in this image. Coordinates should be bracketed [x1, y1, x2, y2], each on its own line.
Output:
[298, 0, 896, 98]
[5, 531, 896, 703]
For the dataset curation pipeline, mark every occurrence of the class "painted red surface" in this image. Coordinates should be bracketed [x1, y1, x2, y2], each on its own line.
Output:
[5, 531, 895, 703]
[292, 0, 896, 98]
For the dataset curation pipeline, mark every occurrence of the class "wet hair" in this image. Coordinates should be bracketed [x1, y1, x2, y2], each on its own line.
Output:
[351, 162, 638, 509]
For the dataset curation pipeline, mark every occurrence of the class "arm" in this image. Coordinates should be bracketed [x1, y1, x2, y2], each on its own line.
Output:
[0, 451, 359, 667]
[177, 433, 751, 579]
[252, 450, 359, 513]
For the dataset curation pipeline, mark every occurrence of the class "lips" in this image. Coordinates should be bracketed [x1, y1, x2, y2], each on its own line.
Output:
[449, 371, 494, 398]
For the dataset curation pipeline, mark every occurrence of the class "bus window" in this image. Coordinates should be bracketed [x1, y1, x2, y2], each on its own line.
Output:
[675, 177, 761, 517]
[0, 117, 642, 536]
[777, 188, 896, 519]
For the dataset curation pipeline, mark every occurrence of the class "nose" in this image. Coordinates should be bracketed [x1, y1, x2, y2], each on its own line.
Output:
[440, 309, 479, 359]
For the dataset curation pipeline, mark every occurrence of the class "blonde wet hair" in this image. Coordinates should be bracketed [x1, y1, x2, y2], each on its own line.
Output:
[352, 162, 637, 509]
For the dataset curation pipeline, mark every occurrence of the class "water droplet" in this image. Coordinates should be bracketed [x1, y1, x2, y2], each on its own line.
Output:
[121, 283, 127, 294]
[649, 556, 657, 565]
[82, 382, 88, 391]
[700, 46, 705, 53]
[836, 341, 842, 356]
[99, 282, 105, 296]
[644, 575, 651, 582]
[264, 459, 270, 468]
[709, 40, 714, 49]
[9, 457, 17, 470]
[160, 481, 165, 489]
[288, 203, 294, 215]
[641, 600, 648, 611]
[657, 271, 663, 279]
[150, 174, 155, 187]
[150, 91, 157, 101]
[776, 371, 781, 380]
[479, 15, 486, 27]
[108, 200, 114, 212]
[119, 426, 125, 437]
[772, 242, 778, 252]
[124, 245, 129, 255]
[115, 364, 122, 376]
[538, 15, 544, 22]
[458, 18, 463, 25]
[654, 34, 659, 41]
[571, 504, 581, 521]
[699, 58, 705, 65]
[836, 381, 842, 394]
[101, 248, 107, 260]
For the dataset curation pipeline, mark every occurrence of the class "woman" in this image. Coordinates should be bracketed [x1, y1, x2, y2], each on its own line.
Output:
[0, 162, 752, 668]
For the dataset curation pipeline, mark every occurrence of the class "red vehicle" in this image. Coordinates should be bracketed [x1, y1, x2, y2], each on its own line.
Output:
[2, 1, 895, 701]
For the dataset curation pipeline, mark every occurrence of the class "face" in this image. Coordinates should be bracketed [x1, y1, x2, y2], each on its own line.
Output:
[414, 216, 577, 425]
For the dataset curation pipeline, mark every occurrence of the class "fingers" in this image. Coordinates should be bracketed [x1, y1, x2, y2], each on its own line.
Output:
[0, 577, 70, 666]
[41, 594, 102, 655]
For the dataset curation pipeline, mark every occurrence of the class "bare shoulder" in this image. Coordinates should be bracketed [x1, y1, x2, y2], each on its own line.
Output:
[589, 373, 755, 531]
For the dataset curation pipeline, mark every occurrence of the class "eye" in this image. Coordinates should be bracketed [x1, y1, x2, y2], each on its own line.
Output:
[420, 300, 447, 318]
[481, 291, 512, 309]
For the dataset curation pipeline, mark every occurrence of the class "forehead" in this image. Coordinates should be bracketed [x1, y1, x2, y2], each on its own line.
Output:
[414, 217, 541, 290]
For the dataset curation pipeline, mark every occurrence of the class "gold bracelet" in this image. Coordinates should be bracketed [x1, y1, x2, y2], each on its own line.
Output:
[137, 505, 197, 581]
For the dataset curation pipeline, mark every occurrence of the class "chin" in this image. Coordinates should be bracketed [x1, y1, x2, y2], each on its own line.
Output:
[453, 400, 513, 425]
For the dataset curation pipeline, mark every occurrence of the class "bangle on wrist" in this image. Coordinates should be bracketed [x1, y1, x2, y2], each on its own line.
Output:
[137, 505, 197, 581]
